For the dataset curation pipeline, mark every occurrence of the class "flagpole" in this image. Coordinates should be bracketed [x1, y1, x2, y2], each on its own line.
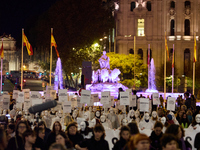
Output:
[1, 38, 3, 92]
[193, 32, 196, 95]
[134, 36, 136, 89]
[50, 28, 53, 86]
[21, 29, 24, 91]
[172, 44, 174, 93]
[148, 44, 150, 90]
[164, 31, 167, 101]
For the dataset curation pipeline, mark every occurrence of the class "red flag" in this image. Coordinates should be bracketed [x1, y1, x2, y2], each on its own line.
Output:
[51, 34, 59, 58]
[0, 40, 4, 59]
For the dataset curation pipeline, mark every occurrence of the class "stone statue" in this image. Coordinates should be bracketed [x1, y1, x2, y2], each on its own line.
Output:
[99, 51, 110, 69]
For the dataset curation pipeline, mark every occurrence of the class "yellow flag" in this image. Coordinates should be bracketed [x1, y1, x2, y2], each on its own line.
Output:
[194, 33, 197, 62]
[0, 40, 4, 59]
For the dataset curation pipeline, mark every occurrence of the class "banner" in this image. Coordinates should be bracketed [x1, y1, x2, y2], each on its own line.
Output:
[63, 101, 72, 113]
[140, 98, 149, 112]
[13, 90, 19, 99]
[120, 91, 130, 105]
[152, 93, 160, 105]
[80, 90, 91, 105]
[167, 97, 176, 111]
[101, 91, 110, 105]
[17, 92, 24, 103]
[130, 95, 137, 107]
[58, 89, 68, 102]
[2, 95, 10, 110]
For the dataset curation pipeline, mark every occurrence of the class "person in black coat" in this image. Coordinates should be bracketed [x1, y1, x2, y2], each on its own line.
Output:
[66, 122, 84, 148]
[38, 121, 51, 142]
[112, 126, 130, 150]
[149, 121, 163, 150]
[7, 120, 29, 150]
[34, 127, 45, 150]
[45, 121, 62, 150]
[77, 124, 109, 150]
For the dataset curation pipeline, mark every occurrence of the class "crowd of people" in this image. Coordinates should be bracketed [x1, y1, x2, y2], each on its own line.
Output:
[0, 91, 199, 150]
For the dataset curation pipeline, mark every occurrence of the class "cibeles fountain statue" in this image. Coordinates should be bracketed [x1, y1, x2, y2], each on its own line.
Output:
[86, 51, 127, 95]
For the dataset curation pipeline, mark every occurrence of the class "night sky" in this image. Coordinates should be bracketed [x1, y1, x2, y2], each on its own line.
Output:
[0, 0, 58, 39]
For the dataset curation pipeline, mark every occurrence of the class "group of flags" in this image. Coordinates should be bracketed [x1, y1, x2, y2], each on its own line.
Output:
[0, 31, 58, 59]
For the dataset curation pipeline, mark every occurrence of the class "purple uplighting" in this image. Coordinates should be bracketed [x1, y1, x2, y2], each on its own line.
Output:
[54, 58, 63, 91]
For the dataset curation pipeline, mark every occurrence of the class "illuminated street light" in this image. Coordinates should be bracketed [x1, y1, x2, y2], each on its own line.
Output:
[104, 36, 107, 39]
[94, 43, 99, 47]
[99, 38, 103, 41]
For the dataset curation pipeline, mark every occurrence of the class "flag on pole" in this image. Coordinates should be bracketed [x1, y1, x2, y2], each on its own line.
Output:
[194, 34, 197, 63]
[51, 34, 59, 58]
[165, 32, 170, 61]
[23, 33, 33, 55]
[0, 40, 4, 59]
[172, 47, 174, 68]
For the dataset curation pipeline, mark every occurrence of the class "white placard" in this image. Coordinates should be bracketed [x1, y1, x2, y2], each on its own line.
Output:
[3, 95, 10, 110]
[31, 98, 42, 106]
[80, 90, 91, 105]
[46, 86, 53, 91]
[24, 99, 31, 111]
[22, 89, 30, 99]
[130, 95, 137, 107]
[45, 97, 54, 102]
[3, 91, 9, 95]
[58, 89, 68, 102]
[167, 97, 176, 111]
[101, 91, 110, 105]
[91, 94, 99, 102]
[152, 93, 160, 105]
[16, 101, 22, 110]
[31, 91, 41, 99]
[120, 92, 130, 105]
[104, 96, 114, 108]
[17, 92, 24, 103]
[126, 89, 132, 102]
[63, 101, 72, 113]
[54, 102, 62, 111]
[13, 90, 19, 99]
[50, 90, 57, 100]
[140, 98, 149, 112]
[69, 95, 77, 107]
[77, 96, 82, 108]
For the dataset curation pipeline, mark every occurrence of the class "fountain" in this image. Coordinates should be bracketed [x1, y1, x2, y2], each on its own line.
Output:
[86, 51, 127, 97]
[145, 58, 158, 93]
[54, 57, 64, 91]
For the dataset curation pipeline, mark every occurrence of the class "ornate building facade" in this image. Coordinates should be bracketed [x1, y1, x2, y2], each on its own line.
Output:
[115, 0, 200, 78]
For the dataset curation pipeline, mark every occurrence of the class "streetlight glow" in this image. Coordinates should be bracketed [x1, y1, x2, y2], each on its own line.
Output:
[94, 43, 99, 47]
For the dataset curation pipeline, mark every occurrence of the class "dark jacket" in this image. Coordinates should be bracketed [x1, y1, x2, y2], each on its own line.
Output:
[35, 136, 45, 150]
[67, 132, 84, 147]
[194, 132, 200, 149]
[45, 132, 56, 150]
[185, 98, 191, 109]
[44, 128, 51, 143]
[6, 135, 24, 150]
[112, 138, 127, 150]
[149, 131, 163, 150]
[81, 136, 109, 150]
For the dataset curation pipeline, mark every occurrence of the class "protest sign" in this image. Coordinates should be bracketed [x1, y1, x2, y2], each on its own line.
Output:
[31, 91, 41, 99]
[140, 98, 149, 112]
[24, 99, 31, 111]
[16, 101, 22, 110]
[54, 102, 62, 111]
[69, 95, 77, 107]
[13, 90, 19, 99]
[101, 91, 110, 105]
[58, 89, 68, 102]
[17, 92, 24, 103]
[22, 89, 30, 99]
[63, 101, 72, 113]
[80, 90, 91, 105]
[91, 94, 99, 102]
[120, 92, 130, 105]
[152, 93, 160, 105]
[130, 95, 137, 107]
[126, 89, 132, 102]
[77, 96, 82, 108]
[50, 90, 57, 100]
[2, 95, 10, 110]
[167, 97, 176, 111]
[31, 98, 42, 106]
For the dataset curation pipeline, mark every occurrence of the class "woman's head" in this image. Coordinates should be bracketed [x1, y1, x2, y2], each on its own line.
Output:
[93, 124, 105, 140]
[56, 132, 67, 146]
[161, 134, 178, 150]
[34, 127, 45, 139]
[127, 122, 139, 135]
[119, 126, 130, 141]
[52, 121, 62, 133]
[127, 133, 150, 150]
[16, 120, 29, 136]
[0, 128, 7, 149]
[66, 122, 77, 135]
[38, 121, 47, 129]
[49, 143, 66, 150]
[165, 124, 183, 139]
[153, 121, 163, 136]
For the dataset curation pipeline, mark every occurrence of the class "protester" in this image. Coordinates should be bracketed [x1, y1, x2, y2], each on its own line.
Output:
[7, 120, 29, 150]
[46, 121, 63, 150]
[149, 121, 163, 150]
[38, 121, 51, 142]
[160, 134, 179, 150]
[112, 126, 130, 150]
[6, 123, 15, 140]
[34, 127, 45, 150]
[49, 143, 67, 150]
[0, 128, 8, 150]
[127, 121, 139, 135]
[180, 112, 190, 128]
[20, 129, 36, 150]
[56, 132, 73, 150]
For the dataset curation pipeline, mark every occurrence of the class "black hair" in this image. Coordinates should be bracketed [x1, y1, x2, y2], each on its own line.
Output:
[160, 134, 178, 148]
[0, 128, 6, 149]
[165, 124, 181, 137]
[49, 143, 66, 150]
[15, 120, 29, 136]
[154, 121, 163, 129]
[23, 129, 36, 142]
[93, 124, 105, 139]
[38, 121, 47, 128]
[119, 126, 130, 139]
[184, 92, 189, 97]
[127, 122, 139, 135]
[56, 131, 73, 148]
[8, 123, 15, 132]
[34, 127, 45, 136]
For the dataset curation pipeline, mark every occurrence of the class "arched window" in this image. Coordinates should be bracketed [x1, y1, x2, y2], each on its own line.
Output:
[185, 1, 191, 8]
[147, 49, 152, 64]
[138, 49, 143, 60]
[129, 49, 134, 54]
[170, 19, 175, 36]
[184, 49, 190, 76]
[131, 2, 136, 11]
[184, 19, 190, 35]
[146, 1, 151, 11]
[170, 1, 175, 8]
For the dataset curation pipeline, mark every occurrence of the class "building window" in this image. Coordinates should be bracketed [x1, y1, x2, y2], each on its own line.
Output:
[185, 1, 191, 8]
[170, 19, 175, 36]
[138, 49, 143, 60]
[184, 19, 190, 35]
[138, 19, 145, 36]
[147, 49, 152, 64]
[184, 49, 190, 76]
[170, 1, 175, 8]
[131, 2, 136, 11]
[129, 49, 134, 54]
[146, 1, 151, 11]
